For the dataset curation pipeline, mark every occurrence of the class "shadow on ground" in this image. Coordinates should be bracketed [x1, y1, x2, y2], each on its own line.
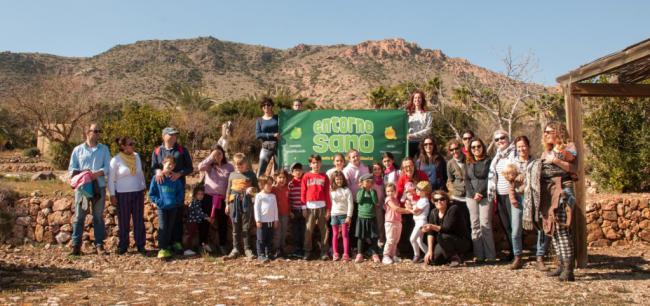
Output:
[0, 261, 91, 292]
[582, 253, 650, 281]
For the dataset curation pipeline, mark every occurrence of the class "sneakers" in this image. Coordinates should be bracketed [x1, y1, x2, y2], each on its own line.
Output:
[393, 256, 402, 263]
[172, 243, 183, 254]
[332, 253, 341, 261]
[184, 249, 197, 256]
[226, 249, 241, 259]
[244, 249, 256, 259]
[342, 254, 350, 262]
[320, 253, 330, 261]
[157, 249, 172, 259]
[382, 256, 394, 265]
[371, 254, 381, 263]
[96, 245, 109, 256]
[449, 255, 462, 267]
[355, 254, 364, 263]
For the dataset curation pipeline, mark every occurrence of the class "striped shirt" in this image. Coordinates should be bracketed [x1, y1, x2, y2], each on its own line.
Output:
[288, 177, 305, 209]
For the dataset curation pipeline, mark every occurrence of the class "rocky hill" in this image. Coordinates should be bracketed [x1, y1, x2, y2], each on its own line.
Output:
[0, 37, 546, 107]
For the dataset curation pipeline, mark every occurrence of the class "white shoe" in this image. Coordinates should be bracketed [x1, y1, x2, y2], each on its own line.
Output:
[202, 244, 212, 253]
[382, 256, 393, 265]
[393, 256, 402, 263]
[183, 249, 197, 256]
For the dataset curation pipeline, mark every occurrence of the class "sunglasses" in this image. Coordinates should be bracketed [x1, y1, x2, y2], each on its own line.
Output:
[471, 145, 482, 150]
[432, 198, 446, 203]
[423, 143, 434, 146]
[544, 130, 556, 134]
[462, 137, 472, 141]
[262, 104, 273, 107]
[494, 135, 507, 142]
[90, 129, 102, 134]
[449, 147, 459, 152]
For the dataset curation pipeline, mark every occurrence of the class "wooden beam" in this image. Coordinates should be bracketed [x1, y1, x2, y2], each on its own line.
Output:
[564, 90, 588, 268]
[557, 39, 650, 84]
[571, 83, 650, 97]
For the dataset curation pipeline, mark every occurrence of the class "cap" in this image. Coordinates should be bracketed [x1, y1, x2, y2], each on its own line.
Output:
[290, 162, 303, 170]
[359, 173, 373, 183]
[416, 181, 432, 193]
[162, 127, 179, 135]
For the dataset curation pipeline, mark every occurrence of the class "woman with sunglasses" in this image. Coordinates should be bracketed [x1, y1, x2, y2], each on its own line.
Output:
[255, 97, 280, 177]
[488, 130, 518, 265]
[416, 137, 447, 192]
[422, 191, 471, 266]
[465, 138, 496, 262]
[108, 136, 147, 255]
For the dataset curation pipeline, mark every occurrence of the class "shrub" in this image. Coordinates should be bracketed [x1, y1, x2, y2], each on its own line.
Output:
[0, 186, 18, 241]
[49, 142, 74, 170]
[22, 147, 40, 157]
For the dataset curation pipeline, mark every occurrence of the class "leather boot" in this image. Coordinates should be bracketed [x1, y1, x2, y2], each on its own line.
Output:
[559, 260, 575, 281]
[547, 260, 563, 277]
[69, 244, 81, 256]
[509, 255, 523, 270]
[536, 256, 548, 271]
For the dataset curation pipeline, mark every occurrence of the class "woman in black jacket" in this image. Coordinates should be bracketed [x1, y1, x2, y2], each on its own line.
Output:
[422, 191, 471, 266]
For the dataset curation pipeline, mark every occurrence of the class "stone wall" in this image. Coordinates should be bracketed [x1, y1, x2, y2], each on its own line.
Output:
[586, 194, 650, 247]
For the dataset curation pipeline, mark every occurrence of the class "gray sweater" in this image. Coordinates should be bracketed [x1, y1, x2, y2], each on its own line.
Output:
[465, 157, 492, 198]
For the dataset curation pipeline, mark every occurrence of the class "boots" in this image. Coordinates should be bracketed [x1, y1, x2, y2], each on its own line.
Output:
[536, 256, 548, 271]
[509, 255, 523, 270]
[69, 244, 81, 256]
[547, 260, 563, 277]
[559, 260, 575, 282]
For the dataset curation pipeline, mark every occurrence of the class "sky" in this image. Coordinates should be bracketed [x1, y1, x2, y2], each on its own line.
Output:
[1, 0, 648, 85]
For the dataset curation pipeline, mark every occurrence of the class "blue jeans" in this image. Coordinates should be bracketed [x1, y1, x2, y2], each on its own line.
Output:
[71, 188, 106, 246]
[157, 207, 179, 250]
[497, 194, 523, 256]
[257, 148, 277, 177]
[536, 230, 549, 256]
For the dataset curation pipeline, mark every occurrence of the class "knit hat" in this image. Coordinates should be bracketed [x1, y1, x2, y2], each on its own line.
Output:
[290, 162, 303, 171]
[359, 173, 373, 183]
[416, 181, 432, 193]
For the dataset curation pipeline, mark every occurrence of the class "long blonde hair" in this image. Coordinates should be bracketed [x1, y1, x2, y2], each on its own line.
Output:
[543, 122, 570, 152]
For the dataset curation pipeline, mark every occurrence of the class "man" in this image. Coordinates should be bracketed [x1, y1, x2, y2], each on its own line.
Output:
[68, 123, 112, 256]
[292, 100, 303, 111]
[151, 127, 193, 253]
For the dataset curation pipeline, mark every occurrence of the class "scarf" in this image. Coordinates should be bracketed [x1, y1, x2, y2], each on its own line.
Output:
[384, 165, 395, 176]
[119, 152, 137, 176]
[523, 159, 541, 231]
[374, 175, 383, 186]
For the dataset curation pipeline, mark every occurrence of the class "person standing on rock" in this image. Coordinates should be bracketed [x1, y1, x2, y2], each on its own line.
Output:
[151, 127, 193, 254]
[256, 97, 280, 177]
[68, 123, 112, 256]
[405, 90, 433, 158]
[108, 136, 146, 255]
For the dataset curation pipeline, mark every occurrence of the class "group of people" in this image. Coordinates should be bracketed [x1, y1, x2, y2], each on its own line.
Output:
[67, 91, 578, 282]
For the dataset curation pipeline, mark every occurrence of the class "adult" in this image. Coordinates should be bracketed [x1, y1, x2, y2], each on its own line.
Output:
[461, 130, 475, 158]
[151, 127, 193, 253]
[416, 137, 447, 192]
[108, 136, 146, 255]
[446, 139, 471, 240]
[197, 144, 234, 255]
[536, 122, 578, 281]
[395, 157, 429, 257]
[464, 138, 496, 262]
[423, 191, 471, 266]
[292, 99, 303, 111]
[488, 130, 517, 262]
[255, 97, 280, 177]
[68, 123, 112, 256]
[217, 121, 233, 159]
[406, 90, 433, 158]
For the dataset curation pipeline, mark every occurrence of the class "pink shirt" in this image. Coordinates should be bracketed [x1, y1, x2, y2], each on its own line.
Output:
[342, 163, 369, 201]
[384, 196, 402, 223]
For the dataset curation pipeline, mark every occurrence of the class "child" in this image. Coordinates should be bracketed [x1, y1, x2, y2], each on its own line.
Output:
[501, 163, 522, 209]
[225, 153, 258, 259]
[409, 181, 431, 263]
[383, 183, 409, 264]
[148, 156, 184, 259]
[183, 186, 212, 256]
[326, 153, 346, 178]
[381, 152, 400, 186]
[343, 149, 369, 202]
[254, 175, 279, 262]
[355, 173, 380, 263]
[329, 170, 353, 261]
[402, 181, 416, 208]
[272, 169, 290, 258]
[301, 154, 331, 260]
[371, 162, 386, 247]
[288, 162, 306, 258]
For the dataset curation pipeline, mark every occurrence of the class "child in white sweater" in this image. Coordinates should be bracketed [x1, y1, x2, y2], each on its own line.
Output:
[329, 170, 354, 261]
[254, 175, 279, 262]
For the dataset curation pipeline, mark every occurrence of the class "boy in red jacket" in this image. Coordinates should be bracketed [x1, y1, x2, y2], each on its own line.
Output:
[301, 154, 331, 260]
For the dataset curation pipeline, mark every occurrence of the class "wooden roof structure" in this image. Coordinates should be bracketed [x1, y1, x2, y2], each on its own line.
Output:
[556, 38, 650, 268]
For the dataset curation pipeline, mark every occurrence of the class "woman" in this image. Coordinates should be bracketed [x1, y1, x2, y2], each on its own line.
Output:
[423, 191, 471, 266]
[465, 138, 496, 262]
[406, 90, 433, 158]
[108, 136, 146, 255]
[416, 137, 447, 192]
[255, 97, 280, 177]
[197, 144, 234, 255]
[461, 130, 475, 158]
[395, 157, 429, 257]
[446, 139, 471, 240]
[537, 122, 578, 281]
[488, 130, 517, 262]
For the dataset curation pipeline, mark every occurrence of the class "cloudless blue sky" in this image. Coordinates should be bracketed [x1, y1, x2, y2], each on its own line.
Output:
[1, 0, 647, 84]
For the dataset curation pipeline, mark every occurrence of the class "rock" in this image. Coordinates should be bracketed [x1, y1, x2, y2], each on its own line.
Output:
[60, 224, 72, 232]
[639, 200, 649, 210]
[587, 228, 604, 242]
[36, 212, 47, 226]
[631, 210, 641, 222]
[34, 224, 44, 242]
[639, 229, 650, 242]
[55, 232, 71, 244]
[39, 199, 53, 209]
[642, 208, 650, 220]
[618, 219, 629, 230]
[586, 202, 598, 213]
[107, 206, 118, 215]
[605, 228, 620, 240]
[602, 201, 617, 211]
[586, 211, 599, 223]
[12, 225, 25, 240]
[590, 239, 611, 247]
[29, 204, 40, 216]
[602, 211, 618, 221]
[616, 204, 625, 216]
[47, 211, 71, 226]
[52, 198, 72, 212]
[612, 240, 628, 247]
[31, 171, 55, 181]
[30, 190, 42, 197]
[640, 220, 650, 230]
[15, 216, 31, 226]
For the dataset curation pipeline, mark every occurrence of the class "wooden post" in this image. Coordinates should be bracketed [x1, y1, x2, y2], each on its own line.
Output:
[564, 86, 588, 268]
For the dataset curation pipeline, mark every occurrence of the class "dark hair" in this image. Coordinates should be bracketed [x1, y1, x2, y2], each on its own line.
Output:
[114, 136, 132, 152]
[210, 144, 228, 165]
[405, 90, 427, 115]
[461, 130, 475, 139]
[260, 96, 274, 108]
[330, 170, 348, 189]
[400, 156, 418, 174]
[381, 151, 395, 161]
[418, 137, 444, 166]
[431, 190, 450, 202]
[309, 154, 322, 163]
[192, 185, 205, 198]
[274, 169, 289, 181]
[467, 138, 487, 164]
[371, 162, 384, 176]
[332, 153, 346, 163]
[514, 135, 530, 148]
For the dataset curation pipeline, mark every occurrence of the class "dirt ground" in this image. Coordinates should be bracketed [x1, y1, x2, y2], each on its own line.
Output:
[0, 244, 649, 305]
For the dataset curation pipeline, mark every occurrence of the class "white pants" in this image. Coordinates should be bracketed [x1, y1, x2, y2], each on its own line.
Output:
[410, 220, 427, 257]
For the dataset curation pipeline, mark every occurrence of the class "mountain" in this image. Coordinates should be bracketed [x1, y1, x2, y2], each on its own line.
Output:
[0, 37, 546, 107]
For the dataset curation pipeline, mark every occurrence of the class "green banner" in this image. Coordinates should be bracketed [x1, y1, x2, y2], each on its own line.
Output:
[278, 109, 408, 170]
